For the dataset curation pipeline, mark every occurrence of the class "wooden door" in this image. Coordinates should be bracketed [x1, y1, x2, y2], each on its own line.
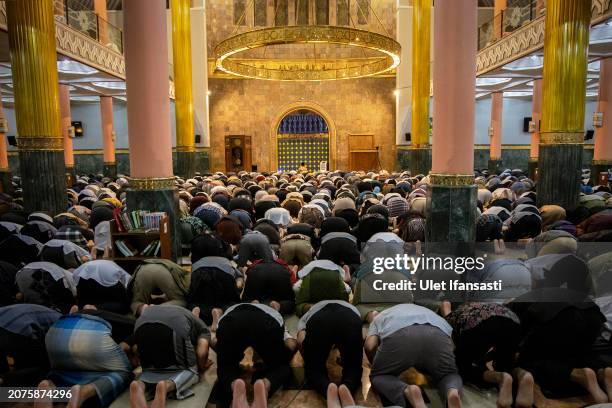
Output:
[225, 135, 252, 173]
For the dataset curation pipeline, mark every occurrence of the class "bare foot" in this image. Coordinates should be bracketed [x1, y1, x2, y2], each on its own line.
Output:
[365, 310, 379, 324]
[69, 305, 79, 314]
[403, 385, 426, 408]
[129, 381, 147, 408]
[497, 373, 513, 408]
[439, 300, 452, 317]
[327, 383, 341, 408]
[83, 304, 97, 310]
[515, 370, 534, 408]
[192, 306, 201, 318]
[151, 380, 168, 408]
[211, 308, 223, 332]
[139, 304, 150, 316]
[252, 379, 268, 408]
[66, 385, 81, 408]
[231, 379, 249, 408]
[604, 367, 612, 402]
[337, 384, 355, 407]
[571, 368, 608, 404]
[447, 388, 461, 408]
[269, 301, 281, 311]
[34, 380, 54, 408]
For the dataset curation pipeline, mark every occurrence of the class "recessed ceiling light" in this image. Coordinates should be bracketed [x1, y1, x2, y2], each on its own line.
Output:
[92, 81, 126, 90]
[57, 60, 99, 75]
[476, 77, 512, 86]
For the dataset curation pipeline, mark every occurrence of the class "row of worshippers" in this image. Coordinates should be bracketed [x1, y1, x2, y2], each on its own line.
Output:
[0, 168, 612, 408]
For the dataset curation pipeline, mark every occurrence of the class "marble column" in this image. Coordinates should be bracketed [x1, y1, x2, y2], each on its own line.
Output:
[0, 89, 11, 194]
[100, 96, 116, 177]
[494, 0, 507, 40]
[395, 0, 412, 168]
[409, 0, 432, 176]
[427, 0, 478, 252]
[59, 84, 75, 182]
[124, 0, 180, 259]
[489, 92, 503, 174]
[537, 0, 590, 209]
[529, 78, 542, 180]
[172, 0, 196, 178]
[593, 58, 612, 183]
[7, 0, 66, 214]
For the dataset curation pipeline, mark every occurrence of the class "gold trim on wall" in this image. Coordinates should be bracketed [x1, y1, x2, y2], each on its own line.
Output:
[429, 173, 475, 187]
[270, 101, 337, 171]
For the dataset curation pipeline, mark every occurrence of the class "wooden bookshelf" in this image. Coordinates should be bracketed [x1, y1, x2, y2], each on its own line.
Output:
[109, 216, 171, 272]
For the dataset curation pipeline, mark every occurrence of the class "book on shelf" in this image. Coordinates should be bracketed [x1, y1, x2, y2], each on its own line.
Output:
[112, 209, 167, 233]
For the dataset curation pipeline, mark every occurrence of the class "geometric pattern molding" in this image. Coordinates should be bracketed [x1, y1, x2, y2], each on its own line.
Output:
[477, 0, 612, 76]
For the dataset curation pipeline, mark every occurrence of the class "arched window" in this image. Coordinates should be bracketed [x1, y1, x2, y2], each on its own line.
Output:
[357, 0, 369, 24]
[274, 0, 289, 25]
[337, 0, 350, 26]
[254, 0, 267, 26]
[233, 0, 247, 25]
[316, 0, 329, 25]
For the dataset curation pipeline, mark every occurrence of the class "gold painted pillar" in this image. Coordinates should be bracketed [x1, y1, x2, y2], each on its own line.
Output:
[409, 0, 431, 175]
[172, 0, 196, 178]
[0, 88, 11, 194]
[537, 0, 590, 209]
[7, 0, 66, 213]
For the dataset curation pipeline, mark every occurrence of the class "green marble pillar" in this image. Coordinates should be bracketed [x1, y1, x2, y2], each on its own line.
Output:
[104, 162, 117, 178]
[528, 158, 538, 181]
[537, 143, 582, 208]
[488, 158, 502, 175]
[409, 147, 431, 176]
[426, 175, 477, 256]
[175, 150, 196, 178]
[0, 169, 12, 194]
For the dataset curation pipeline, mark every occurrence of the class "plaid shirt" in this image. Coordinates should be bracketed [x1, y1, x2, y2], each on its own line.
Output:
[55, 229, 89, 250]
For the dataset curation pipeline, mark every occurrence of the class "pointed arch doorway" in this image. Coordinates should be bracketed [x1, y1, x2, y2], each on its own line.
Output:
[270, 102, 337, 172]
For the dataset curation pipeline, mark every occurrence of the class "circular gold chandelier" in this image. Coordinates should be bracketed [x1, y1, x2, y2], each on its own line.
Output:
[214, 25, 401, 81]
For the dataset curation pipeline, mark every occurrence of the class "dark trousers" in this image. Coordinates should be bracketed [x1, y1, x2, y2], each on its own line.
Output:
[77, 279, 130, 314]
[454, 316, 521, 385]
[242, 263, 295, 315]
[0, 328, 49, 386]
[215, 306, 291, 406]
[518, 307, 604, 397]
[302, 303, 363, 396]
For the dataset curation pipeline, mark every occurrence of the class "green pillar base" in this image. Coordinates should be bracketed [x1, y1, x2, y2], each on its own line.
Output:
[193, 150, 210, 174]
[175, 150, 196, 178]
[537, 144, 582, 209]
[104, 162, 117, 178]
[19, 150, 66, 214]
[0, 169, 13, 195]
[409, 147, 432, 176]
[528, 159, 538, 181]
[426, 183, 477, 255]
[126, 187, 181, 261]
[488, 158, 502, 175]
